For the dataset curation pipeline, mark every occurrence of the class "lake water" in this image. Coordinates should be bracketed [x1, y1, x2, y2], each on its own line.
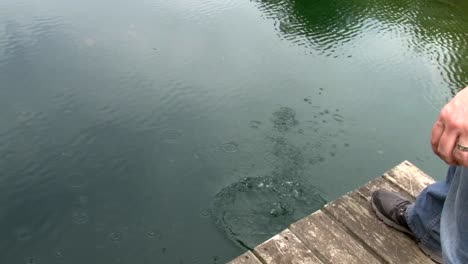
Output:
[1, 0, 467, 263]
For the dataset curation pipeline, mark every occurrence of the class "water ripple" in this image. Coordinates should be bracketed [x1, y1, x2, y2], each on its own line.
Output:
[212, 176, 326, 249]
[253, 0, 468, 82]
[149, 0, 243, 23]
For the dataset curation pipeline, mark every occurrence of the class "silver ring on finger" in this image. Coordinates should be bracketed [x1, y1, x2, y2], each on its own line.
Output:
[456, 142, 468, 152]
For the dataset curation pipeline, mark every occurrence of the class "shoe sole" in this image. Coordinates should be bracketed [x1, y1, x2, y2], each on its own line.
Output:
[418, 243, 443, 264]
[370, 197, 443, 264]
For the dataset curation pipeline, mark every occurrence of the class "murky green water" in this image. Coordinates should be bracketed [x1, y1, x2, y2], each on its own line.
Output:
[1, 0, 467, 263]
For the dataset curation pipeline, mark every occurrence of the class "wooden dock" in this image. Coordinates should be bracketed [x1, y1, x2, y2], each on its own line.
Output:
[228, 161, 438, 264]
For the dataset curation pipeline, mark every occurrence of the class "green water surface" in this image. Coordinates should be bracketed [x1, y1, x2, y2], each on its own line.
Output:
[1, 0, 467, 263]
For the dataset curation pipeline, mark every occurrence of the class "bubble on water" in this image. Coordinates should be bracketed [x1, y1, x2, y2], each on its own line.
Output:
[272, 107, 298, 132]
[332, 114, 344, 122]
[221, 141, 238, 153]
[146, 229, 162, 239]
[26, 256, 37, 264]
[308, 156, 325, 165]
[15, 228, 32, 242]
[53, 249, 64, 258]
[200, 208, 211, 217]
[161, 128, 183, 144]
[211, 176, 326, 249]
[303, 97, 312, 104]
[249, 120, 262, 129]
[72, 209, 89, 225]
[109, 231, 123, 242]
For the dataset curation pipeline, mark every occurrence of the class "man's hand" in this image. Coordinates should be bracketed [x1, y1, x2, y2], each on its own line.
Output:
[432, 87, 468, 166]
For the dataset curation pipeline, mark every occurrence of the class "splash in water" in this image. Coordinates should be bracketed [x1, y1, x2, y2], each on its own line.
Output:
[271, 107, 298, 132]
[211, 176, 326, 249]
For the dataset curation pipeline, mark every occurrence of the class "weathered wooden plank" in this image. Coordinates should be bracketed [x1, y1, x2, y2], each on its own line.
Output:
[228, 251, 263, 264]
[324, 194, 433, 263]
[356, 176, 415, 202]
[253, 229, 323, 264]
[383, 161, 435, 197]
[290, 210, 381, 264]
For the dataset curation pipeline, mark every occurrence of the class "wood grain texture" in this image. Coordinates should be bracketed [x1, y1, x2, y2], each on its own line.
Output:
[290, 210, 381, 264]
[228, 251, 263, 264]
[254, 229, 323, 264]
[383, 161, 436, 197]
[356, 176, 415, 202]
[324, 194, 434, 263]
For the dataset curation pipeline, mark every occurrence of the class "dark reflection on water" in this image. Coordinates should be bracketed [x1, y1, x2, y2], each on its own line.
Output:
[254, 0, 365, 55]
[254, 0, 468, 92]
[0, 0, 468, 262]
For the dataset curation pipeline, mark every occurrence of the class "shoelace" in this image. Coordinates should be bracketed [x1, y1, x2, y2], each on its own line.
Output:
[393, 200, 411, 226]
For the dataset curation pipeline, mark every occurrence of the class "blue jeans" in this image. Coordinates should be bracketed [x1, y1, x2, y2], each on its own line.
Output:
[406, 166, 468, 263]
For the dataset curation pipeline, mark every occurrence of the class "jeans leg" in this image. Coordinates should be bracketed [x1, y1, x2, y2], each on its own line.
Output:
[441, 166, 468, 264]
[406, 166, 456, 254]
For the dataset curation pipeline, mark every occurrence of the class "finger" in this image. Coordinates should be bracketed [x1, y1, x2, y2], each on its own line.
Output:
[453, 140, 468, 166]
[437, 129, 459, 164]
[431, 120, 445, 154]
[451, 143, 461, 166]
